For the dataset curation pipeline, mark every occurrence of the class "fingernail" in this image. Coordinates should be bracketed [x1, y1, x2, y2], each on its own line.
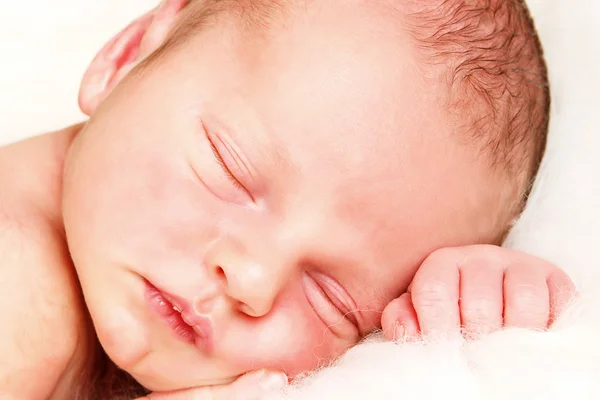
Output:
[261, 373, 288, 391]
[394, 324, 406, 341]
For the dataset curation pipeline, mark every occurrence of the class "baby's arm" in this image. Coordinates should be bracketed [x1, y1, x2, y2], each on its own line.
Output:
[381, 245, 576, 340]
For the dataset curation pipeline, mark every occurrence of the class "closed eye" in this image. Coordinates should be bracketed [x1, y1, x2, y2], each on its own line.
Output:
[207, 136, 245, 189]
[204, 128, 255, 202]
[302, 274, 360, 340]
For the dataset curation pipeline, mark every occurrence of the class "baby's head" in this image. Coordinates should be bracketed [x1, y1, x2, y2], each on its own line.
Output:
[62, 0, 549, 393]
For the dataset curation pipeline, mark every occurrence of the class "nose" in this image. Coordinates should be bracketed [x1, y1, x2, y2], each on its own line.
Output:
[202, 241, 291, 317]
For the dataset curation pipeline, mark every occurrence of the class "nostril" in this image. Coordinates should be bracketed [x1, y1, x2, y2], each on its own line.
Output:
[238, 302, 258, 318]
[214, 265, 226, 281]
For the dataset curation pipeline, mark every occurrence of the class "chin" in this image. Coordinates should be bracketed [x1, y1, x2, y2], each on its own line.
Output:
[133, 368, 239, 392]
[123, 345, 239, 392]
[92, 306, 154, 374]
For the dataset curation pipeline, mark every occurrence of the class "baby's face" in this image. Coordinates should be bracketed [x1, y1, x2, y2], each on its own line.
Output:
[63, 2, 499, 392]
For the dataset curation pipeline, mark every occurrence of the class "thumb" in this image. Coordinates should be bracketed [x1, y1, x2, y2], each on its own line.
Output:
[138, 370, 288, 400]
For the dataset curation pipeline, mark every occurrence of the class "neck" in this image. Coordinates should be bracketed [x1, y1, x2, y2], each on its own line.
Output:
[52, 337, 149, 399]
[49, 315, 98, 400]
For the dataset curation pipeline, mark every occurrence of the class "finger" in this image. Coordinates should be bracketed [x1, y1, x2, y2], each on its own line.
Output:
[503, 262, 549, 329]
[410, 249, 461, 336]
[141, 371, 288, 400]
[381, 293, 419, 341]
[547, 267, 577, 326]
[459, 254, 504, 338]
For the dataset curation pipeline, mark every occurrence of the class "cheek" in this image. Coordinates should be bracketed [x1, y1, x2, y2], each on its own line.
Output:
[222, 290, 348, 377]
[67, 135, 221, 269]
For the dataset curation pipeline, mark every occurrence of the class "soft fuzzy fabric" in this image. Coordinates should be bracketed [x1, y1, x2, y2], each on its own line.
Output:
[1, 1, 598, 399]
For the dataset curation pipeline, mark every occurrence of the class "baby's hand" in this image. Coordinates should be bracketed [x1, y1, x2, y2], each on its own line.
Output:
[381, 245, 576, 341]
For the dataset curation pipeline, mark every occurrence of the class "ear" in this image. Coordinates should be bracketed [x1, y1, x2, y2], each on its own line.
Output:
[78, 0, 188, 116]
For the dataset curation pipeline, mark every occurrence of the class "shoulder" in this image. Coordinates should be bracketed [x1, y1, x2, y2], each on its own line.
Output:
[0, 211, 84, 398]
[0, 127, 86, 398]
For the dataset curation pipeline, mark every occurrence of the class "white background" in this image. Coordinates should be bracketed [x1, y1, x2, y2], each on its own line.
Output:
[0, 0, 154, 143]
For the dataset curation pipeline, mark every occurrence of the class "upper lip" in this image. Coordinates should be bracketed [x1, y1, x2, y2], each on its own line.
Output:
[152, 282, 215, 351]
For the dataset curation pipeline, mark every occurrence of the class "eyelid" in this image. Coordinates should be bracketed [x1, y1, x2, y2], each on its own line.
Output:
[311, 272, 360, 327]
[204, 129, 255, 201]
[211, 132, 255, 182]
[302, 273, 359, 337]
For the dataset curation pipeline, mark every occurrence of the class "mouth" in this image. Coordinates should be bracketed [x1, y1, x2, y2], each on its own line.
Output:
[144, 280, 214, 354]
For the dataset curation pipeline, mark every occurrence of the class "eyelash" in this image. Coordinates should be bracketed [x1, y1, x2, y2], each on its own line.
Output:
[306, 272, 362, 331]
[206, 134, 250, 194]
[321, 289, 346, 318]
[303, 274, 347, 324]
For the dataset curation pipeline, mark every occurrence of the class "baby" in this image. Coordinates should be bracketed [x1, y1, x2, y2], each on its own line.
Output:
[0, 0, 575, 399]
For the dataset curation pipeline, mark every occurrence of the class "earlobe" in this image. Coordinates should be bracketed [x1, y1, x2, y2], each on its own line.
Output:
[78, 0, 188, 116]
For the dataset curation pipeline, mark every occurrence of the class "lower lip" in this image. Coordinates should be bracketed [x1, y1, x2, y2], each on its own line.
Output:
[145, 283, 197, 345]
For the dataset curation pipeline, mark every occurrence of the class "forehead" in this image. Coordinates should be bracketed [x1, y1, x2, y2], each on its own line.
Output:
[147, 0, 498, 311]
[169, 0, 442, 187]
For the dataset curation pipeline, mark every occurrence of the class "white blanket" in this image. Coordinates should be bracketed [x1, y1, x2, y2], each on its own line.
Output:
[1, 1, 598, 399]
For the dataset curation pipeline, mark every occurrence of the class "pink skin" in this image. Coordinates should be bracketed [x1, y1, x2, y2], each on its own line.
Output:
[64, 0, 526, 394]
[382, 245, 577, 341]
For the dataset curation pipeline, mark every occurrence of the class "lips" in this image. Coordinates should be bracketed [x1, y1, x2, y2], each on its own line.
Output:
[145, 281, 214, 354]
